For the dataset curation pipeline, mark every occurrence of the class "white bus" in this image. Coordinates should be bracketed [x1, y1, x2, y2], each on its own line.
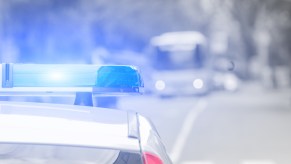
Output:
[149, 31, 213, 97]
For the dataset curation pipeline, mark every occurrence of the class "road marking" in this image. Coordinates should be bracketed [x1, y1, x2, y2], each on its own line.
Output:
[169, 99, 207, 163]
[181, 160, 276, 164]
[181, 161, 214, 164]
[241, 160, 276, 164]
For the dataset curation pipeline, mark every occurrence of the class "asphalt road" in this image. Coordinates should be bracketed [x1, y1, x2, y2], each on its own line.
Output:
[118, 83, 291, 164]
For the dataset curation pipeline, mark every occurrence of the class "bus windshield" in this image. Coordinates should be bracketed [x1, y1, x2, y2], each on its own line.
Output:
[152, 44, 205, 70]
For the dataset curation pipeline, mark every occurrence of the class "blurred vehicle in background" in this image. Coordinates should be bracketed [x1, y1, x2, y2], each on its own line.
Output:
[211, 56, 240, 92]
[148, 31, 213, 97]
[212, 71, 240, 92]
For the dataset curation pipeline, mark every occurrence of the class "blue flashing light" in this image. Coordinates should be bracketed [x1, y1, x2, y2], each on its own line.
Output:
[12, 64, 98, 87]
[1, 63, 144, 94]
[94, 66, 144, 93]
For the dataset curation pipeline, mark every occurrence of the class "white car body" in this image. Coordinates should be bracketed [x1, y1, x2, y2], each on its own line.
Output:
[0, 101, 172, 164]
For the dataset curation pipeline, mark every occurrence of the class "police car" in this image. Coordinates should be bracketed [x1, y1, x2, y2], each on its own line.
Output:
[0, 63, 172, 164]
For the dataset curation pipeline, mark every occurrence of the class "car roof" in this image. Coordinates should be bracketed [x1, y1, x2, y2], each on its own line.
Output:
[0, 101, 140, 152]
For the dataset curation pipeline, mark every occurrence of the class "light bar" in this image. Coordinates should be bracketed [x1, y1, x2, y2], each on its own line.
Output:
[0, 63, 144, 96]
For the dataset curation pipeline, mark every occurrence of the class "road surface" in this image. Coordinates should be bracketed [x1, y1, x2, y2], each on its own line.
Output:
[118, 83, 291, 164]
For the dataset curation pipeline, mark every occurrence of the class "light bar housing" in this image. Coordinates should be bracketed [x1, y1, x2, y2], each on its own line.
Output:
[0, 63, 144, 96]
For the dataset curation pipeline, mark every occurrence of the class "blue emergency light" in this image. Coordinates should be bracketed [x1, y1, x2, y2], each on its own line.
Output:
[0, 63, 144, 96]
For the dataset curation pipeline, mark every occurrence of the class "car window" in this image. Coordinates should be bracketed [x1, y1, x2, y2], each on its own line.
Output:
[0, 143, 142, 164]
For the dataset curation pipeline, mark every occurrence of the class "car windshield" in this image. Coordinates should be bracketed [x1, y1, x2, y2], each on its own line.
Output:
[0, 143, 142, 164]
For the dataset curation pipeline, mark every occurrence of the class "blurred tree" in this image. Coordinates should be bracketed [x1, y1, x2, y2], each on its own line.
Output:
[0, 0, 290, 77]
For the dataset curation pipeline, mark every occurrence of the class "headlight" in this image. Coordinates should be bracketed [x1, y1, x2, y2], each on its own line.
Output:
[224, 75, 238, 91]
[193, 79, 204, 89]
[155, 80, 166, 91]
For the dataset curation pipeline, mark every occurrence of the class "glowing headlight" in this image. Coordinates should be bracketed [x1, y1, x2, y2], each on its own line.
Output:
[224, 76, 238, 91]
[193, 79, 204, 89]
[155, 80, 166, 91]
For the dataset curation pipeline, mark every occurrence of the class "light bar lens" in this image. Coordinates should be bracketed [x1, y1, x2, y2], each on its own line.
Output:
[1, 64, 144, 94]
[13, 64, 97, 87]
[96, 66, 142, 87]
